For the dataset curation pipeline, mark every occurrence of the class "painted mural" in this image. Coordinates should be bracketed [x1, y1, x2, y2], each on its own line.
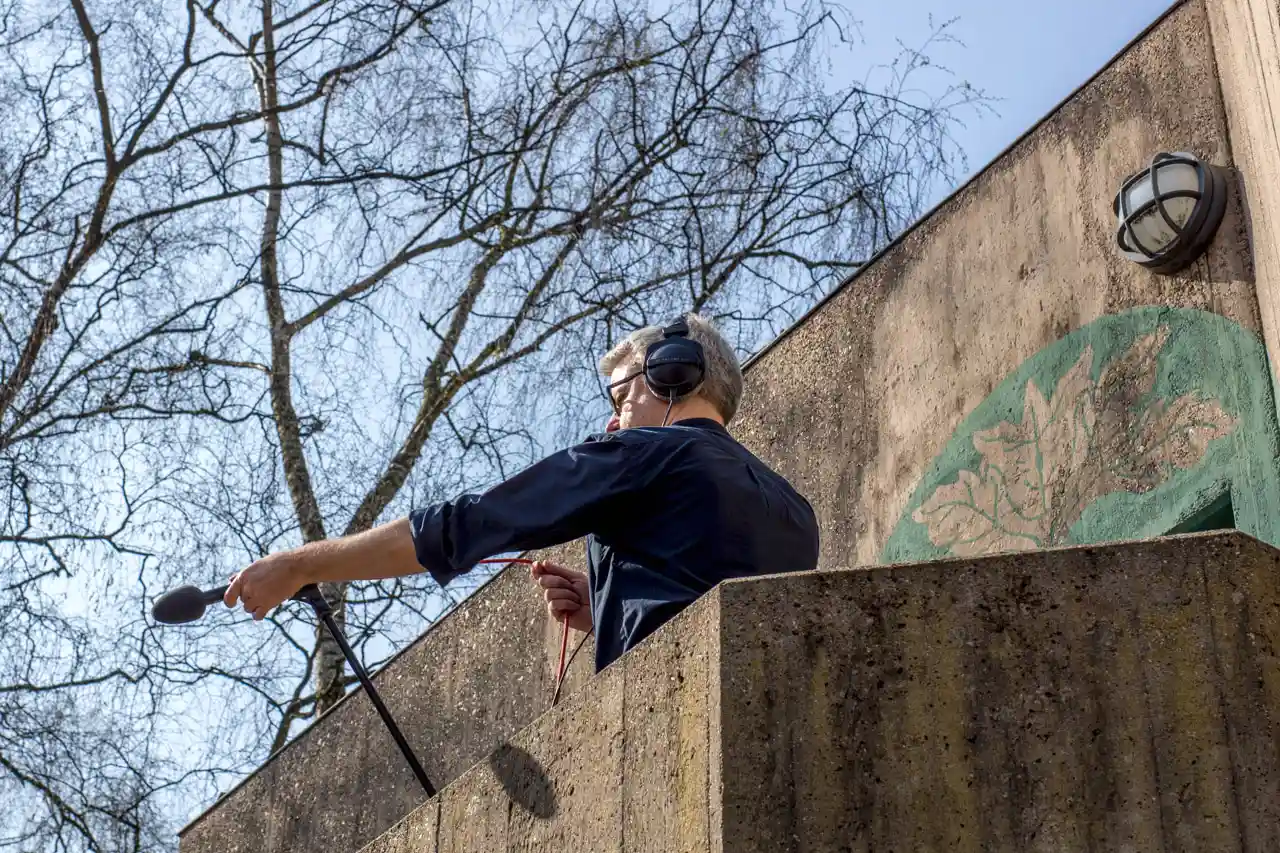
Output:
[881, 307, 1280, 564]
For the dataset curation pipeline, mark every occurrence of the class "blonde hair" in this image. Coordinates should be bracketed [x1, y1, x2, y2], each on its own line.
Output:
[598, 313, 744, 422]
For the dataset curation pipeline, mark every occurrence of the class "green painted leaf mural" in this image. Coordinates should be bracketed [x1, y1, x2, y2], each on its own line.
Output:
[882, 308, 1280, 564]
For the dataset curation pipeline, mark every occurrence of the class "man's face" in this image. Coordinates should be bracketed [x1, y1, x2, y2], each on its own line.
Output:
[607, 362, 671, 430]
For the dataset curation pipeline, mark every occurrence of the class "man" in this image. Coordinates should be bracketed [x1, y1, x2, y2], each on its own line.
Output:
[225, 314, 819, 672]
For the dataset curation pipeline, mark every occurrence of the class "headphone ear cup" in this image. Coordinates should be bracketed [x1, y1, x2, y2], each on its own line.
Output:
[643, 339, 705, 399]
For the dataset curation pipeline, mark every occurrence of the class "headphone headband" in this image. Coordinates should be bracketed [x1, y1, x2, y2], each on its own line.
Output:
[662, 317, 691, 338]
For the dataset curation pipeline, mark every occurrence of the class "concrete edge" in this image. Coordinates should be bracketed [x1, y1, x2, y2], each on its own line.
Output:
[721, 529, 1277, 593]
[707, 584, 725, 853]
[187, 529, 1266, 836]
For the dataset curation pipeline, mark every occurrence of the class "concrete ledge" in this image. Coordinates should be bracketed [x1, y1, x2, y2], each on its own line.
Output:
[360, 531, 1280, 852]
[721, 531, 1280, 851]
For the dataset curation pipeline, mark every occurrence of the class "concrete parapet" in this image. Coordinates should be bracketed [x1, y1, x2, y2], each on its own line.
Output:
[362, 532, 1280, 852]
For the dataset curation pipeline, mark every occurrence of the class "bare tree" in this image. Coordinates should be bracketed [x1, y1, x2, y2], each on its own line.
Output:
[208, 0, 985, 728]
[0, 1, 440, 849]
[0, 0, 985, 849]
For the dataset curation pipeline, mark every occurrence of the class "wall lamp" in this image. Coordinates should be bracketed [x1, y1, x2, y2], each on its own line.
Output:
[1113, 151, 1229, 274]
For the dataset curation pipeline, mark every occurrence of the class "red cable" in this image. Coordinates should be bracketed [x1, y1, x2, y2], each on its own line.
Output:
[477, 558, 571, 696]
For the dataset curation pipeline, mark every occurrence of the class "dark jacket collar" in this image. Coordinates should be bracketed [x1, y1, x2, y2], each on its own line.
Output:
[669, 417, 728, 433]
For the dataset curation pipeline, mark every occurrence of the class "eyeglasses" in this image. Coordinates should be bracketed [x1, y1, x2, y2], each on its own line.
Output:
[606, 369, 643, 415]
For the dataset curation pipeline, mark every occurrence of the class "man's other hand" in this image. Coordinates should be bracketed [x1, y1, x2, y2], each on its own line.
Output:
[531, 561, 592, 633]
[225, 550, 311, 621]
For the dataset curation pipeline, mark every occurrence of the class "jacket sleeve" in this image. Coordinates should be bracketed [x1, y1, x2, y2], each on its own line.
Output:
[408, 434, 660, 587]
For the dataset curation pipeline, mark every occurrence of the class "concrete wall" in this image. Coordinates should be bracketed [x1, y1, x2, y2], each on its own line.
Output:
[1208, 0, 1280, 428]
[723, 531, 1280, 852]
[732, 0, 1280, 568]
[359, 576, 721, 853]
[358, 531, 1280, 852]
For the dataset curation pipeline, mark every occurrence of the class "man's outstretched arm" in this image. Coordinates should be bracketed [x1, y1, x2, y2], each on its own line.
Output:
[225, 433, 661, 620]
[225, 517, 420, 620]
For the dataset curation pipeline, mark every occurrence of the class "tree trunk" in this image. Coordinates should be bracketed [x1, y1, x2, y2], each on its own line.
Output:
[255, 0, 345, 715]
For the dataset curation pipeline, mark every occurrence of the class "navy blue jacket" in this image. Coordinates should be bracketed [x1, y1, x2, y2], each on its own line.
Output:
[408, 418, 820, 671]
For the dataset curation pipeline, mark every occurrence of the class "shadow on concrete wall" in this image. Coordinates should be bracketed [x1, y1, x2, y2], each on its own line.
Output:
[488, 742, 557, 819]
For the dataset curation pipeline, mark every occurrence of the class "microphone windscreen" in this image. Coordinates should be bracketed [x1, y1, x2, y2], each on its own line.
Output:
[151, 585, 209, 624]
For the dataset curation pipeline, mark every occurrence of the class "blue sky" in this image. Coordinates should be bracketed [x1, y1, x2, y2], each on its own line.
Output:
[841, 0, 1177, 208]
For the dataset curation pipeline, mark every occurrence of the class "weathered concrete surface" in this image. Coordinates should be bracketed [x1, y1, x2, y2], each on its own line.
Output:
[359, 590, 720, 853]
[177, 540, 596, 853]
[1207, 0, 1280, 419]
[731, 0, 1263, 568]
[358, 531, 1279, 852]
[1201, 537, 1280, 850]
[719, 531, 1280, 852]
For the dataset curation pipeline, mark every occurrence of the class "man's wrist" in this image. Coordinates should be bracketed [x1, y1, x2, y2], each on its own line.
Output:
[295, 537, 349, 585]
[291, 519, 421, 586]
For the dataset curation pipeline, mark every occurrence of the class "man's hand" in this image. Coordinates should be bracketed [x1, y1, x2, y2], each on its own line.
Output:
[531, 561, 592, 633]
[225, 550, 312, 621]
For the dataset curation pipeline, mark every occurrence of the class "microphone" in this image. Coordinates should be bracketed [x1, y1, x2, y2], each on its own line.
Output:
[151, 584, 229, 624]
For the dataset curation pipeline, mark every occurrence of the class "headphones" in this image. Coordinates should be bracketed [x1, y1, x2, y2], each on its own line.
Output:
[641, 316, 705, 401]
